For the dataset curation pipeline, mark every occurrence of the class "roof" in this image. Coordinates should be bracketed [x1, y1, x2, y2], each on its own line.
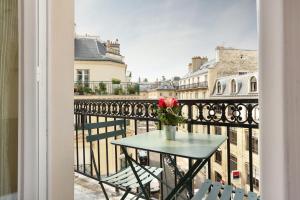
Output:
[211, 72, 258, 98]
[182, 59, 217, 79]
[75, 37, 124, 64]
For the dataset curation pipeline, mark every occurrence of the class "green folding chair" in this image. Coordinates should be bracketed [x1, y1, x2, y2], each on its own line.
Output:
[192, 179, 260, 200]
[83, 119, 163, 200]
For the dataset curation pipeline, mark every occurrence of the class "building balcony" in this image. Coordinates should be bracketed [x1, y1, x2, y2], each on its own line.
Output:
[178, 81, 208, 90]
[74, 81, 142, 96]
[74, 98, 259, 199]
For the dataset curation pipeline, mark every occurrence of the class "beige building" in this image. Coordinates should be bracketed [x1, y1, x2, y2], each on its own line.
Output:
[74, 35, 127, 84]
[140, 78, 180, 99]
[178, 47, 258, 100]
[210, 72, 260, 194]
[176, 47, 259, 193]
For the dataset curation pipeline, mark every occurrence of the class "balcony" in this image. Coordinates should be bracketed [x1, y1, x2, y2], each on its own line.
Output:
[74, 81, 142, 96]
[178, 81, 208, 90]
[74, 98, 259, 199]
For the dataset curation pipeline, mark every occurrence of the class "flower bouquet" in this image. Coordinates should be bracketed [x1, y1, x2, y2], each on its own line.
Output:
[157, 97, 185, 140]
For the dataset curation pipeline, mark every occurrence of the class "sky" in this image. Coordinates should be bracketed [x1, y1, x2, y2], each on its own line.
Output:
[75, 0, 257, 82]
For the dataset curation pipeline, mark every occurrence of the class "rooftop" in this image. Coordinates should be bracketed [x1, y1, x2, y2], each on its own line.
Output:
[211, 72, 258, 98]
[75, 36, 124, 64]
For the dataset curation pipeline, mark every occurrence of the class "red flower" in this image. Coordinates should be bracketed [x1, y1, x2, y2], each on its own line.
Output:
[158, 98, 166, 108]
[161, 98, 179, 108]
[172, 98, 179, 107]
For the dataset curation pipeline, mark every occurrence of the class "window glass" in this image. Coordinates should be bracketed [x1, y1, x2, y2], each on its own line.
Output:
[215, 150, 222, 165]
[245, 130, 259, 154]
[230, 154, 238, 172]
[250, 76, 257, 92]
[217, 82, 221, 93]
[231, 79, 237, 93]
[230, 128, 238, 145]
[215, 171, 222, 182]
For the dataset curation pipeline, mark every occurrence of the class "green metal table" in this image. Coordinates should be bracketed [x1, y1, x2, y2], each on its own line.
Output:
[111, 130, 227, 200]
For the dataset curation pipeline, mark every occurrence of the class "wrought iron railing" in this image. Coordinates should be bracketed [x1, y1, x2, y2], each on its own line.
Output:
[74, 99, 259, 198]
[178, 81, 208, 90]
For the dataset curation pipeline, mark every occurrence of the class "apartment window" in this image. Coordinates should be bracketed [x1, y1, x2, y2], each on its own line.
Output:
[215, 105, 222, 114]
[215, 126, 222, 135]
[215, 149, 222, 165]
[245, 130, 259, 154]
[227, 105, 234, 117]
[246, 164, 260, 190]
[195, 92, 198, 99]
[230, 154, 238, 172]
[217, 81, 222, 94]
[76, 69, 89, 87]
[204, 75, 208, 82]
[215, 171, 222, 182]
[231, 79, 237, 93]
[250, 76, 258, 92]
[230, 128, 238, 145]
[203, 92, 206, 99]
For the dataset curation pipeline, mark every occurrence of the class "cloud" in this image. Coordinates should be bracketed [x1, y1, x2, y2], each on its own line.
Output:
[75, 0, 257, 81]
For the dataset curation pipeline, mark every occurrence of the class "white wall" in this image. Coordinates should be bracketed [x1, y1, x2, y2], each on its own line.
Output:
[74, 60, 127, 82]
[48, 0, 74, 199]
[259, 0, 300, 199]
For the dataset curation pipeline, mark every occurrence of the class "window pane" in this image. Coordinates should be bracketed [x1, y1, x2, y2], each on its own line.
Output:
[0, 0, 18, 198]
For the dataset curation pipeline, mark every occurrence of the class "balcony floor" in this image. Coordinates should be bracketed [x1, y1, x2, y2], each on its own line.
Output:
[74, 173, 138, 200]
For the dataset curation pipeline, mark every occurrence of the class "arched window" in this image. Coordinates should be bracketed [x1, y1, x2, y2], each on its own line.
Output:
[217, 81, 222, 94]
[231, 79, 237, 93]
[250, 76, 257, 92]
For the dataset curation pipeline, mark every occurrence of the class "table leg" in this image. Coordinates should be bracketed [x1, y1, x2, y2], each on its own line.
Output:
[165, 154, 193, 197]
[121, 146, 150, 200]
[165, 155, 212, 200]
[176, 157, 210, 197]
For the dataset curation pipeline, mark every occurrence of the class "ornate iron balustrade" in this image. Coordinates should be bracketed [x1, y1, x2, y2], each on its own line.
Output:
[74, 99, 258, 128]
[74, 98, 259, 198]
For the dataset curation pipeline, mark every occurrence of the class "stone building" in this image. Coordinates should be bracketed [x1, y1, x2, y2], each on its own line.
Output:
[74, 34, 128, 84]
[140, 77, 180, 99]
[176, 47, 259, 193]
[178, 46, 258, 100]
[210, 72, 260, 194]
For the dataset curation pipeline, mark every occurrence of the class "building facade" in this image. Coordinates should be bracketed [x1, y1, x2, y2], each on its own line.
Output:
[74, 35, 127, 84]
[210, 72, 260, 194]
[178, 47, 258, 100]
[140, 77, 180, 99]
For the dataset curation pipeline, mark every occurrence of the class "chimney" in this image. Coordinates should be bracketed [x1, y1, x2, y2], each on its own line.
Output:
[106, 39, 120, 55]
[190, 56, 208, 72]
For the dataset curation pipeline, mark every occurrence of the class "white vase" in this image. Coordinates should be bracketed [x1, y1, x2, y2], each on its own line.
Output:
[164, 125, 176, 140]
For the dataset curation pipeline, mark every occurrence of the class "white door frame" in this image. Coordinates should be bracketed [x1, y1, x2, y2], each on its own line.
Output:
[18, 0, 48, 199]
[18, 0, 74, 199]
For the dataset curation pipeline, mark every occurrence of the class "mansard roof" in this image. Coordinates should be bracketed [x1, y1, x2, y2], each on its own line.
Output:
[75, 37, 123, 64]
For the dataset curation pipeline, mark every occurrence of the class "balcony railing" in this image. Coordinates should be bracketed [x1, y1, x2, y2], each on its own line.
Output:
[74, 98, 259, 198]
[74, 81, 142, 96]
[178, 81, 208, 90]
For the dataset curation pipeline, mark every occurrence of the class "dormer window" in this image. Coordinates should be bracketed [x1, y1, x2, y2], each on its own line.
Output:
[250, 76, 258, 92]
[217, 81, 222, 94]
[231, 79, 237, 93]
